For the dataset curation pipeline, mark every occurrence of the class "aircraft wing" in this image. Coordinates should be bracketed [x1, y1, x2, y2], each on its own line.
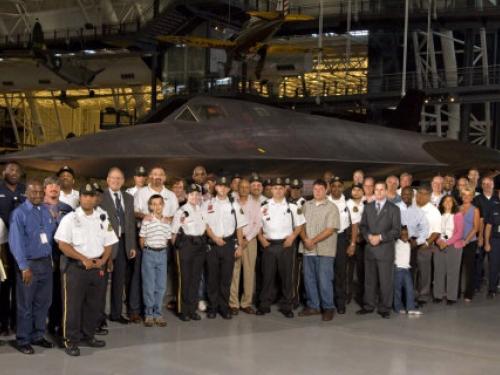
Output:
[156, 35, 236, 49]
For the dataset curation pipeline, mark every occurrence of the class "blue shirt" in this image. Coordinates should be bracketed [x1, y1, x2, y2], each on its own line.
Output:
[8, 200, 56, 270]
[44, 201, 73, 258]
[397, 202, 429, 245]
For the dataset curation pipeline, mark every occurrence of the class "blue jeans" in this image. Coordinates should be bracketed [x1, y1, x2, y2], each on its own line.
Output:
[16, 257, 52, 345]
[141, 248, 167, 318]
[303, 256, 335, 310]
[393, 267, 416, 312]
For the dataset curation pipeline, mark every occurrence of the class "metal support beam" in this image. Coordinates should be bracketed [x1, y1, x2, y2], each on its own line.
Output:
[3, 94, 21, 146]
[50, 91, 65, 140]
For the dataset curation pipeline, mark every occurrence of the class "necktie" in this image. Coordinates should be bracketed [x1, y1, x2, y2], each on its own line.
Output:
[114, 192, 125, 236]
[376, 202, 381, 214]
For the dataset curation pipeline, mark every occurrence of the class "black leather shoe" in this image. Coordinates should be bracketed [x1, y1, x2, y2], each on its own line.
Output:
[190, 313, 201, 321]
[487, 292, 496, 299]
[64, 344, 80, 357]
[279, 309, 294, 318]
[80, 338, 106, 348]
[109, 316, 130, 325]
[32, 338, 54, 348]
[220, 311, 232, 320]
[356, 308, 374, 315]
[433, 298, 443, 304]
[256, 307, 271, 316]
[337, 307, 346, 315]
[206, 311, 217, 319]
[378, 311, 390, 319]
[95, 327, 108, 336]
[446, 300, 457, 305]
[15, 343, 34, 355]
[179, 314, 191, 322]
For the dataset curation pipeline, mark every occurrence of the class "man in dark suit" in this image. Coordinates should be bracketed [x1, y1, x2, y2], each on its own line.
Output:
[101, 167, 137, 324]
[357, 181, 401, 319]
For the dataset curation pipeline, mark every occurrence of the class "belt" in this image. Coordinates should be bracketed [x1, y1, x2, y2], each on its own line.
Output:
[267, 239, 285, 245]
[144, 246, 167, 252]
[27, 256, 51, 262]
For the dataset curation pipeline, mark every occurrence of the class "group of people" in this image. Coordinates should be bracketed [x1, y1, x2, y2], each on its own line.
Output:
[0, 161, 499, 357]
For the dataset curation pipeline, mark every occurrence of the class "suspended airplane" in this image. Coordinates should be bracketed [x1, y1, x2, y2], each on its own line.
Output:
[1, 96, 498, 180]
[157, 0, 320, 79]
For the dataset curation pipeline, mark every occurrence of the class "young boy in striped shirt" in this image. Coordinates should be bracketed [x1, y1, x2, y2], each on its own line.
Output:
[139, 194, 171, 327]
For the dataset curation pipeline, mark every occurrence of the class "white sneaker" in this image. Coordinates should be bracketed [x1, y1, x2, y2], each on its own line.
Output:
[398, 310, 407, 314]
[198, 300, 207, 312]
[408, 309, 423, 315]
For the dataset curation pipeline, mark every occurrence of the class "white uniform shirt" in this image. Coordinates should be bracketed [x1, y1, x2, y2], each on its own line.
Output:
[346, 199, 364, 225]
[60, 189, 79, 209]
[203, 197, 247, 238]
[171, 203, 207, 236]
[329, 195, 350, 233]
[395, 239, 411, 269]
[54, 207, 118, 259]
[134, 185, 179, 218]
[126, 186, 142, 197]
[419, 202, 442, 238]
[261, 198, 306, 240]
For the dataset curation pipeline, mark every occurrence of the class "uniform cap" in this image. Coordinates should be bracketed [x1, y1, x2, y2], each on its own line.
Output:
[271, 177, 286, 187]
[263, 178, 272, 187]
[290, 178, 303, 189]
[134, 166, 147, 177]
[80, 183, 97, 196]
[352, 183, 363, 190]
[249, 173, 261, 183]
[92, 182, 103, 193]
[216, 176, 230, 187]
[57, 165, 75, 177]
[187, 183, 202, 193]
[331, 176, 344, 185]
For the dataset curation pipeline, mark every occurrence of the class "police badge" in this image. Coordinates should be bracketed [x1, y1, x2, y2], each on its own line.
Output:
[353, 206, 359, 213]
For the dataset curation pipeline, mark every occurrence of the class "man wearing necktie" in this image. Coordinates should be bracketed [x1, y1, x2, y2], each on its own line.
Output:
[357, 181, 401, 319]
[100, 168, 137, 324]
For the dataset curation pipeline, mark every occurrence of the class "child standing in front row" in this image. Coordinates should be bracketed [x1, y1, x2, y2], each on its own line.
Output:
[394, 226, 423, 315]
[139, 194, 171, 327]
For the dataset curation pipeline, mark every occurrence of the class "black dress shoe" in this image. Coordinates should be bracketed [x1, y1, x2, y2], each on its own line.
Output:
[64, 344, 80, 357]
[356, 308, 374, 315]
[487, 292, 496, 299]
[433, 298, 443, 304]
[279, 309, 294, 318]
[337, 307, 346, 315]
[206, 311, 217, 319]
[109, 316, 130, 325]
[220, 311, 232, 320]
[190, 313, 201, 321]
[378, 311, 390, 319]
[95, 327, 109, 336]
[446, 300, 457, 305]
[15, 343, 34, 355]
[256, 307, 271, 316]
[80, 338, 106, 348]
[32, 338, 54, 348]
[179, 314, 191, 322]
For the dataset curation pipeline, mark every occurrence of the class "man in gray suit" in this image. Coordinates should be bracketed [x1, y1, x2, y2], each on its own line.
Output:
[357, 181, 401, 318]
[101, 167, 138, 324]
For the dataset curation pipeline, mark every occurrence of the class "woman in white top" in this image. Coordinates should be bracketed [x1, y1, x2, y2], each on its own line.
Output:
[433, 195, 464, 305]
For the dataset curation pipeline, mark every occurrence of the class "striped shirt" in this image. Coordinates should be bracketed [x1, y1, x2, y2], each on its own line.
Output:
[139, 216, 171, 249]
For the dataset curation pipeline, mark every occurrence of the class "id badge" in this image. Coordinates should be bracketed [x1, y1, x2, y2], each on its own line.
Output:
[40, 233, 48, 244]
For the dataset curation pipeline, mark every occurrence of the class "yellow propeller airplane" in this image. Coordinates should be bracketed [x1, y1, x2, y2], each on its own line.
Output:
[157, 0, 319, 79]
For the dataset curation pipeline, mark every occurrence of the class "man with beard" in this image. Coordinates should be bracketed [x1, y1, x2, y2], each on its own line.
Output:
[57, 166, 79, 209]
[0, 161, 26, 335]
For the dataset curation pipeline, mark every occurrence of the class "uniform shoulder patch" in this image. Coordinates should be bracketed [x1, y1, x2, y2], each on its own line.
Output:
[240, 207, 244, 215]
[260, 200, 268, 207]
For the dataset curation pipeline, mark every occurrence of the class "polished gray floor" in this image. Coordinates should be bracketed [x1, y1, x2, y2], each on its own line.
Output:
[1, 296, 500, 375]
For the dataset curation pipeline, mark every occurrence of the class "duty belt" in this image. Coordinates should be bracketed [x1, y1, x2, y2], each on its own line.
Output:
[144, 246, 167, 252]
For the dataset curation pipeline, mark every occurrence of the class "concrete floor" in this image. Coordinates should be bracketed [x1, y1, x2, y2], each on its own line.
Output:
[1, 296, 500, 375]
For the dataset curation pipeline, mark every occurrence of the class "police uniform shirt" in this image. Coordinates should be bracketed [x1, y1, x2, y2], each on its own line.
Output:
[59, 189, 80, 210]
[0, 181, 26, 227]
[203, 197, 247, 238]
[261, 198, 306, 240]
[346, 198, 364, 225]
[329, 195, 350, 233]
[171, 203, 207, 236]
[54, 207, 119, 259]
[134, 185, 179, 218]
[258, 195, 267, 204]
[291, 197, 306, 210]
[486, 200, 500, 238]
[126, 186, 142, 197]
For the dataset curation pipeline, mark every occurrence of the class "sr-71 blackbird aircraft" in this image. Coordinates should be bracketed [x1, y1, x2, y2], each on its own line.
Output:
[1, 96, 499, 180]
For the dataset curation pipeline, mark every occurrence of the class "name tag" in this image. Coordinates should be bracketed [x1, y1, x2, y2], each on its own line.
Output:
[40, 233, 48, 244]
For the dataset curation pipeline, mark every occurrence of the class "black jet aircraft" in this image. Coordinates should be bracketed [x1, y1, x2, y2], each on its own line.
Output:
[1, 96, 499, 179]
[157, 0, 315, 78]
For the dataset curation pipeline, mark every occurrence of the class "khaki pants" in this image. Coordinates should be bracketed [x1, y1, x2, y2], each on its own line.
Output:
[229, 237, 257, 309]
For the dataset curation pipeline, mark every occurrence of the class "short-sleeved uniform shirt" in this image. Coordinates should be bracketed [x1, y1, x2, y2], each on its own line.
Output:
[171, 203, 207, 236]
[203, 197, 247, 238]
[261, 198, 306, 240]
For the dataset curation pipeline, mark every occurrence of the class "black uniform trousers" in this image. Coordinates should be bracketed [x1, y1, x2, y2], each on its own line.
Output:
[62, 262, 106, 345]
[48, 255, 62, 333]
[334, 231, 349, 310]
[176, 236, 206, 316]
[259, 240, 295, 312]
[0, 246, 17, 331]
[461, 241, 478, 300]
[347, 241, 365, 305]
[206, 237, 236, 314]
